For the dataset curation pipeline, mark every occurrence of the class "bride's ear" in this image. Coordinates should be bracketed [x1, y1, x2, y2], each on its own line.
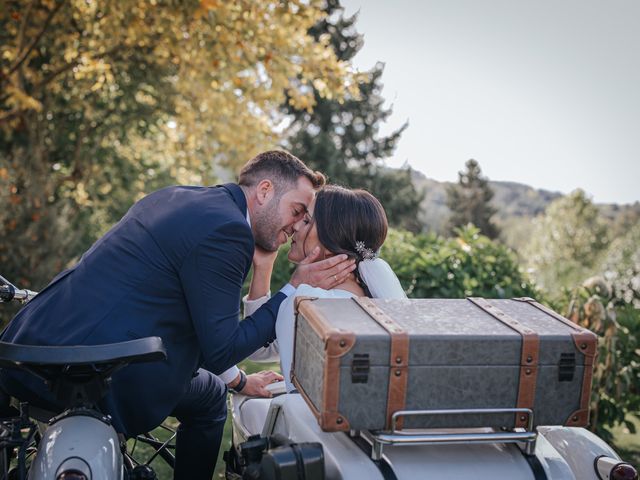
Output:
[322, 249, 335, 259]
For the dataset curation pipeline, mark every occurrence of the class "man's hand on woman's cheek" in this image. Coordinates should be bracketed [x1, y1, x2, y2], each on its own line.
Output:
[289, 247, 356, 289]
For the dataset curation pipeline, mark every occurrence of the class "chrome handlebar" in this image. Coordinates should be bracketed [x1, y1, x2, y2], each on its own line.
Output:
[0, 274, 38, 304]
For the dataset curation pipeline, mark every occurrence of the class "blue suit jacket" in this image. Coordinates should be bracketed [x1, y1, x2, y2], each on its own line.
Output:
[0, 183, 286, 436]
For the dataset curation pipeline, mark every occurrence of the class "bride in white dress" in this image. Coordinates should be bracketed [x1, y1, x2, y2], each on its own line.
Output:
[228, 186, 406, 402]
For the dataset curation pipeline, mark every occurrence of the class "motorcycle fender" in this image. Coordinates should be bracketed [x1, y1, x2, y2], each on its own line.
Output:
[538, 426, 619, 480]
[30, 415, 123, 480]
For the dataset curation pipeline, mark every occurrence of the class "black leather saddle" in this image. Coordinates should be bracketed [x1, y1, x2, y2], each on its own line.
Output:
[0, 337, 167, 408]
[0, 336, 166, 369]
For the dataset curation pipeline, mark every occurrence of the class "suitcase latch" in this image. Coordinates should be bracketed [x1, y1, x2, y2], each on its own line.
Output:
[558, 353, 576, 382]
[351, 354, 370, 383]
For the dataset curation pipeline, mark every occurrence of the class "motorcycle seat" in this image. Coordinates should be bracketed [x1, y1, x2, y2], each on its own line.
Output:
[0, 336, 166, 369]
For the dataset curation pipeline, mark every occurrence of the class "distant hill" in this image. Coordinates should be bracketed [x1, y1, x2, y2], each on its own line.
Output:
[409, 169, 640, 253]
[412, 170, 562, 232]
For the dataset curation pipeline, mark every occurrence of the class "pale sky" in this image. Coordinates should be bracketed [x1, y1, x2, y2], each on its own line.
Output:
[340, 0, 640, 204]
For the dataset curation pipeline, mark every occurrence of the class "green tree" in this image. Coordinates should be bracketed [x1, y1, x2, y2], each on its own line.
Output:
[599, 222, 640, 308]
[0, 0, 361, 290]
[283, 0, 423, 232]
[446, 159, 500, 239]
[524, 189, 610, 294]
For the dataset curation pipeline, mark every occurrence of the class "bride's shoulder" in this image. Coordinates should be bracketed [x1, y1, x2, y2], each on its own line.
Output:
[292, 284, 354, 299]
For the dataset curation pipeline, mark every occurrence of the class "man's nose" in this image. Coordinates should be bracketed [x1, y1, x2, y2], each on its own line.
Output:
[292, 219, 304, 232]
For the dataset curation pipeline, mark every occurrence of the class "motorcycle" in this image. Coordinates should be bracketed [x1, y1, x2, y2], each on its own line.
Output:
[0, 275, 176, 480]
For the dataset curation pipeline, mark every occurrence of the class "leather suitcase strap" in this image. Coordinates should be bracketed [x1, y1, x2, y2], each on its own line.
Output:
[513, 297, 597, 426]
[468, 297, 540, 428]
[294, 297, 355, 432]
[353, 297, 409, 430]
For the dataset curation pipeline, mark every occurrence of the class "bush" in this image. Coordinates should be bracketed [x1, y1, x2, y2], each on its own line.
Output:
[384, 225, 538, 299]
[559, 278, 640, 443]
[255, 224, 538, 300]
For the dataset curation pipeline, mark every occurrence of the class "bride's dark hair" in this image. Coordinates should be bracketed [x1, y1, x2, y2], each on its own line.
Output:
[312, 186, 388, 295]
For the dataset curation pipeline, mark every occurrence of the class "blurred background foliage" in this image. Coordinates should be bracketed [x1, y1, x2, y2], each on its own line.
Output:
[1, 0, 638, 467]
[0, 0, 361, 288]
[561, 278, 640, 444]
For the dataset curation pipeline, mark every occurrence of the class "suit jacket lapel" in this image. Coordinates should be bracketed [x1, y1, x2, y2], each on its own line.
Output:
[220, 183, 248, 218]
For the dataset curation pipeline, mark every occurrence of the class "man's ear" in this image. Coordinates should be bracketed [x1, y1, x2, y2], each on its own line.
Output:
[255, 179, 275, 206]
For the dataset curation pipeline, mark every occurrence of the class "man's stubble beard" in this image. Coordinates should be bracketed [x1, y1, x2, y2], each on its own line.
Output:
[252, 196, 284, 252]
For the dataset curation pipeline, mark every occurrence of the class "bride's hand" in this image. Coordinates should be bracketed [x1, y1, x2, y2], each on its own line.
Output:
[290, 247, 356, 289]
[253, 245, 278, 270]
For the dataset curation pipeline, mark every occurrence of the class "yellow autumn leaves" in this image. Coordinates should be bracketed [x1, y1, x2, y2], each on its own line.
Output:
[1, 0, 362, 176]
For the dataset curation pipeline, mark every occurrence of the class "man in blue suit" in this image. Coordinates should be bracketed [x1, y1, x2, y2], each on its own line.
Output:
[0, 150, 355, 479]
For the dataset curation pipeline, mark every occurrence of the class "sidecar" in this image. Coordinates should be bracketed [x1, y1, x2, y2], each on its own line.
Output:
[228, 385, 636, 480]
[224, 298, 638, 479]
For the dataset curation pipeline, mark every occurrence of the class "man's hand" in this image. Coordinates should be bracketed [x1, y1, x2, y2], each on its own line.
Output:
[239, 370, 284, 398]
[290, 247, 356, 289]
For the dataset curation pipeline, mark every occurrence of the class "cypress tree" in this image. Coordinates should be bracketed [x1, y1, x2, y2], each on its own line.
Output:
[446, 159, 500, 239]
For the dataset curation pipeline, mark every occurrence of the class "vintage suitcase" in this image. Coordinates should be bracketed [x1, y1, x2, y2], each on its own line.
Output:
[290, 297, 597, 433]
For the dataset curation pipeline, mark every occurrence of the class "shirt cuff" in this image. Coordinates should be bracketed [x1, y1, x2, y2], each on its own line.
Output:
[279, 283, 296, 297]
[243, 292, 271, 317]
[219, 366, 240, 384]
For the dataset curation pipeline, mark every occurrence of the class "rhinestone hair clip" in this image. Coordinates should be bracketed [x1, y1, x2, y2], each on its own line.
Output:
[355, 240, 377, 260]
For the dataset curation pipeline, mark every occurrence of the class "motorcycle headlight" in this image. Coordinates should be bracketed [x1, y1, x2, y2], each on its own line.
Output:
[55, 458, 91, 480]
[57, 472, 89, 480]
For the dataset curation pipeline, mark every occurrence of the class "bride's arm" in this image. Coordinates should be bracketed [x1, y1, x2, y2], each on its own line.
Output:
[248, 245, 277, 300]
[219, 247, 280, 386]
[244, 246, 280, 362]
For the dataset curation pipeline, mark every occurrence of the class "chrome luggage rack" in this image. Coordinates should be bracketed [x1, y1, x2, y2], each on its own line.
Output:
[354, 408, 538, 460]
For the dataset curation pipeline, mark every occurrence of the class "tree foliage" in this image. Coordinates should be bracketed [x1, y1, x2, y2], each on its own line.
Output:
[283, 0, 423, 232]
[0, 0, 361, 289]
[524, 189, 610, 295]
[599, 222, 640, 308]
[446, 159, 500, 239]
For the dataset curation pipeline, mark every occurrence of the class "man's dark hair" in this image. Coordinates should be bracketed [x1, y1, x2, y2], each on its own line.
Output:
[313, 185, 388, 262]
[238, 150, 325, 191]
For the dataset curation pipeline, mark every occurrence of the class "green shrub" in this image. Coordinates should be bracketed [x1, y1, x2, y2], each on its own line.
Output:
[559, 279, 640, 443]
[249, 224, 538, 300]
[384, 225, 538, 299]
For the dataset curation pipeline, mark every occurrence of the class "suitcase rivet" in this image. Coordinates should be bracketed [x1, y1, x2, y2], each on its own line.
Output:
[520, 415, 527, 421]
[580, 343, 587, 349]
[396, 356, 402, 364]
[337, 417, 344, 424]
[339, 340, 346, 347]
[525, 368, 532, 375]
[395, 369, 401, 376]
[572, 415, 578, 421]
[527, 356, 533, 363]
